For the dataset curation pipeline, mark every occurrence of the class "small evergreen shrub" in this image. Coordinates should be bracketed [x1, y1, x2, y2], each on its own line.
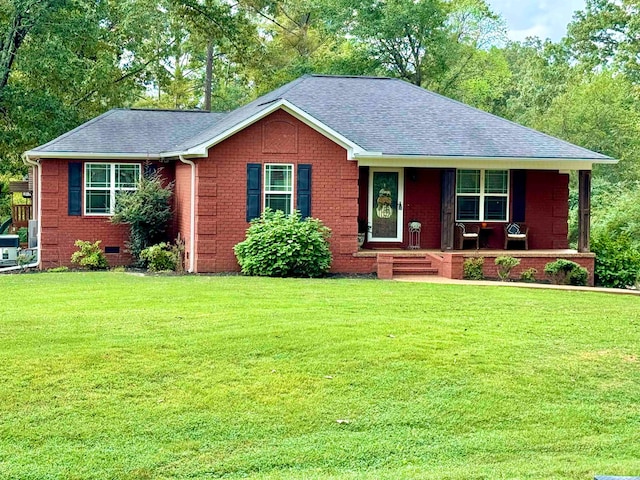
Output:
[463, 257, 484, 280]
[544, 259, 588, 286]
[140, 242, 179, 272]
[234, 209, 332, 277]
[520, 267, 538, 282]
[591, 232, 640, 288]
[495, 256, 520, 281]
[70, 240, 109, 270]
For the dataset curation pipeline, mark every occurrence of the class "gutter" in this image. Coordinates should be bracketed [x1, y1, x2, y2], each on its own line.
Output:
[0, 154, 41, 272]
[178, 155, 196, 273]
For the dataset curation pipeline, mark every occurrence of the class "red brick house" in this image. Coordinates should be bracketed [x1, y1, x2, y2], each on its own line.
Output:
[22, 75, 615, 281]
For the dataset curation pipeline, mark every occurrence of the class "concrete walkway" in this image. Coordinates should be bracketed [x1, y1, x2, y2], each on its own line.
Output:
[393, 275, 640, 296]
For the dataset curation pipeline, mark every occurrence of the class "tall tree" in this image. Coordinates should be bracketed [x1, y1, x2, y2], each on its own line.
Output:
[568, 0, 640, 82]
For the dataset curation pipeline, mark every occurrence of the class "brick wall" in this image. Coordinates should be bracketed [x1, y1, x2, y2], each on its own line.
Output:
[38, 159, 172, 269]
[191, 109, 375, 274]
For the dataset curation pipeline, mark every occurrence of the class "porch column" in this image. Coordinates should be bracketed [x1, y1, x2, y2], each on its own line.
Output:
[578, 170, 591, 253]
[441, 169, 455, 250]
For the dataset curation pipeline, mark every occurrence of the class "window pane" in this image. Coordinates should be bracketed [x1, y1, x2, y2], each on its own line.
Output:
[116, 164, 140, 189]
[485, 170, 508, 194]
[86, 191, 110, 214]
[265, 165, 292, 192]
[456, 170, 480, 194]
[484, 196, 507, 220]
[86, 164, 110, 188]
[457, 196, 479, 220]
[265, 193, 291, 215]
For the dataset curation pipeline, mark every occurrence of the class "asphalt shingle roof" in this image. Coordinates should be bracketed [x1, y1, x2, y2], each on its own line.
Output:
[32, 109, 226, 155]
[31, 75, 612, 161]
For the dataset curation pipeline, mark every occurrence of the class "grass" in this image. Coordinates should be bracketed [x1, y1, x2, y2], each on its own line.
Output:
[0, 273, 639, 479]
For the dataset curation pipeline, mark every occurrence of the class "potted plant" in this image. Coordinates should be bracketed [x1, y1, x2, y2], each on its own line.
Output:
[357, 218, 369, 248]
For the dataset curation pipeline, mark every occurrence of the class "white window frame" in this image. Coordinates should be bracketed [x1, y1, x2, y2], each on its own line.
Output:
[456, 169, 509, 222]
[263, 163, 294, 215]
[84, 163, 141, 216]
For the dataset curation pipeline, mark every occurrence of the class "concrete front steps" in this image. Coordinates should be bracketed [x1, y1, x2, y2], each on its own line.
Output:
[392, 256, 439, 276]
[376, 252, 441, 279]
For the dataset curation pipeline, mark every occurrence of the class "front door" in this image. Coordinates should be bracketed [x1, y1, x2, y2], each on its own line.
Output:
[368, 168, 404, 243]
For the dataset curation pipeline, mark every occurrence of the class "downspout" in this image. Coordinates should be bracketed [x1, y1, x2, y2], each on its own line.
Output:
[179, 155, 196, 273]
[0, 154, 41, 272]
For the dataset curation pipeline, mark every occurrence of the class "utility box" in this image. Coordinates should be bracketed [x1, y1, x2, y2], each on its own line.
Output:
[28, 219, 38, 248]
[0, 235, 19, 266]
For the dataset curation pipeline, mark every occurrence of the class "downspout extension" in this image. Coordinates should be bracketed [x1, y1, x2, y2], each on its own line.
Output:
[178, 155, 196, 273]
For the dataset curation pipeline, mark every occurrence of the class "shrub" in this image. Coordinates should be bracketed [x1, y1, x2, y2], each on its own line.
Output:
[140, 243, 179, 272]
[463, 257, 484, 280]
[495, 256, 520, 281]
[591, 232, 640, 288]
[111, 167, 173, 263]
[47, 266, 69, 273]
[520, 267, 538, 282]
[234, 209, 332, 277]
[70, 240, 108, 270]
[544, 259, 588, 286]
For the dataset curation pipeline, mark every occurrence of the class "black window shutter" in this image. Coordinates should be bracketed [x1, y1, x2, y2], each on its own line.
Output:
[512, 170, 526, 222]
[68, 162, 82, 216]
[297, 164, 312, 218]
[144, 163, 157, 177]
[246, 163, 262, 222]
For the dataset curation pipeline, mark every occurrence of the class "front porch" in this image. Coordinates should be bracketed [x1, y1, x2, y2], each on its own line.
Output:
[354, 249, 596, 285]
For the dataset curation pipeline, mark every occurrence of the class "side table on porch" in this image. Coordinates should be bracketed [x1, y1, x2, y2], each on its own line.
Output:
[408, 222, 421, 249]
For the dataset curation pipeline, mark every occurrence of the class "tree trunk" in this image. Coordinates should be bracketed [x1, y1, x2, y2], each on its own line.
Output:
[204, 41, 213, 111]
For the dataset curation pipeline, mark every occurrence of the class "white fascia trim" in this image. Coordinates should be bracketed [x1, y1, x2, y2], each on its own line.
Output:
[25, 151, 161, 160]
[182, 99, 367, 160]
[354, 154, 617, 171]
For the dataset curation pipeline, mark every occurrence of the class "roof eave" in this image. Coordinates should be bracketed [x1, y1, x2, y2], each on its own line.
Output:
[354, 154, 617, 170]
[25, 151, 162, 160]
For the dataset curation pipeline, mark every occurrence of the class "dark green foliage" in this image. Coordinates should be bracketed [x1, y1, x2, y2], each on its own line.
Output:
[591, 232, 640, 289]
[544, 259, 588, 286]
[463, 257, 484, 280]
[495, 255, 520, 281]
[111, 169, 173, 263]
[520, 267, 538, 283]
[140, 243, 179, 272]
[70, 240, 108, 270]
[234, 209, 332, 277]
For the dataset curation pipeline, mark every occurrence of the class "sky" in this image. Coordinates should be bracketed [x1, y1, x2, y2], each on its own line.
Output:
[485, 0, 587, 42]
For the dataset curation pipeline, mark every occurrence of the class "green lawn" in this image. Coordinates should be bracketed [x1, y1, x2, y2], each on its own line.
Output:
[1, 273, 639, 479]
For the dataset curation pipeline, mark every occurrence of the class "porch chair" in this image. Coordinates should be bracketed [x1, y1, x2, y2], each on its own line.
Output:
[455, 223, 480, 250]
[504, 223, 529, 250]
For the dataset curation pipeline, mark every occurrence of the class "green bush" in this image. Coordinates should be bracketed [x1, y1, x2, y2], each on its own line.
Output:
[111, 167, 173, 264]
[520, 267, 538, 282]
[495, 256, 520, 281]
[591, 232, 640, 288]
[544, 259, 588, 286]
[140, 243, 179, 272]
[463, 257, 484, 280]
[234, 209, 332, 277]
[47, 266, 69, 273]
[70, 240, 109, 270]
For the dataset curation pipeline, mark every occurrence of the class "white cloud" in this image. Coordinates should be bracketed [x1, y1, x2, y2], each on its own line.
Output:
[485, 0, 587, 42]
